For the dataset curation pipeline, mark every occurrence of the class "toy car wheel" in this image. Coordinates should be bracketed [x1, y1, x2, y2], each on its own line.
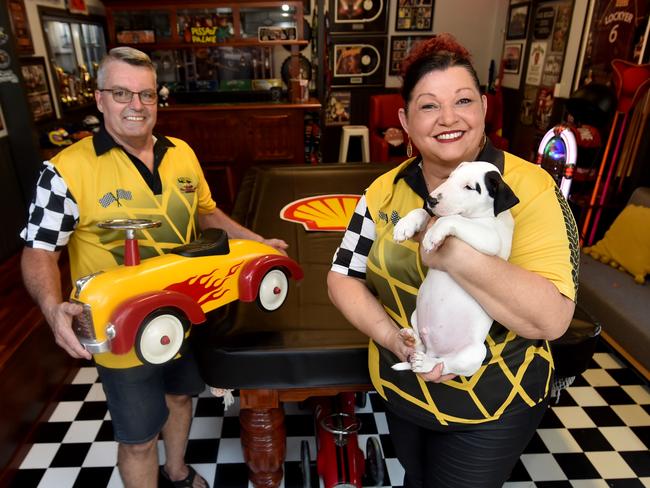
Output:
[256, 268, 289, 311]
[365, 437, 385, 486]
[135, 308, 188, 365]
[300, 440, 313, 488]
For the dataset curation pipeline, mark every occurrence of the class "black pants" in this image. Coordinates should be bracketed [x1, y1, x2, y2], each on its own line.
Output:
[386, 399, 548, 488]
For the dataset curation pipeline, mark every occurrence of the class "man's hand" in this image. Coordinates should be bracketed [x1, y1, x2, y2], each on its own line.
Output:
[45, 301, 92, 360]
[262, 238, 289, 255]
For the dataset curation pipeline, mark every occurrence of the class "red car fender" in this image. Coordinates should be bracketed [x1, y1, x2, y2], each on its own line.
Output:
[238, 255, 304, 302]
[109, 291, 207, 355]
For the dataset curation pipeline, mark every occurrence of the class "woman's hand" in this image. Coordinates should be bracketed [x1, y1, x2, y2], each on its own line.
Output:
[390, 328, 417, 362]
[417, 363, 457, 383]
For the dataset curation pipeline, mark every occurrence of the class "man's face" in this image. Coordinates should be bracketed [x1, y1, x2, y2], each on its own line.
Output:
[95, 61, 157, 145]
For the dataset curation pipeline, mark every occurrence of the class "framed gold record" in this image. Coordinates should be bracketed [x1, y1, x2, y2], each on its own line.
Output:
[329, 0, 388, 34]
[331, 37, 386, 87]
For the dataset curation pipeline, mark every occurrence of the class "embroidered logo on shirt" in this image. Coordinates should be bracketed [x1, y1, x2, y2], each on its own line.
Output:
[99, 189, 133, 208]
[177, 177, 197, 193]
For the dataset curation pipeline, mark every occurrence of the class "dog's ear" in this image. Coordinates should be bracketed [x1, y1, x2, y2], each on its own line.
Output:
[484, 171, 520, 216]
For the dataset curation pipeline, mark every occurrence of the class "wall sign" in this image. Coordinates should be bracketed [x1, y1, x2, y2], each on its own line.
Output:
[533, 5, 556, 39]
[525, 40, 547, 85]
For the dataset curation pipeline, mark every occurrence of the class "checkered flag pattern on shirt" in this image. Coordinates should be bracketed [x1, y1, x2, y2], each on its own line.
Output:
[21, 161, 79, 251]
[331, 194, 376, 279]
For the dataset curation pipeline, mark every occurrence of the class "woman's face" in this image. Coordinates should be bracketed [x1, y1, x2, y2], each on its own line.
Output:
[399, 66, 487, 169]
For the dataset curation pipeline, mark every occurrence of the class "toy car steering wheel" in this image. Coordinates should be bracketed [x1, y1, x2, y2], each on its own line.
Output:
[98, 219, 162, 266]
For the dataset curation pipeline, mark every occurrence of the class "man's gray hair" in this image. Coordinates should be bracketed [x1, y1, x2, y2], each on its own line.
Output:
[97, 47, 156, 88]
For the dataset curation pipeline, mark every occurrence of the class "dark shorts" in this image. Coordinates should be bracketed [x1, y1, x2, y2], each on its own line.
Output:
[96, 352, 205, 444]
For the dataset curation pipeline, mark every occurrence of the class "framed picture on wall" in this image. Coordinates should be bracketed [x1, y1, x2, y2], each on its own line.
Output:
[20, 57, 56, 123]
[395, 0, 434, 32]
[7, 0, 34, 55]
[302, 0, 311, 16]
[506, 3, 530, 40]
[503, 42, 523, 74]
[331, 37, 386, 87]
[325, 90, 352, 125]
[328, 0, 388, 34]
[389, 35, 428, 75]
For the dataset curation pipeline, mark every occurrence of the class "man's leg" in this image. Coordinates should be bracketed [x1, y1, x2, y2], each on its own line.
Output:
[117, 437, 159, 488]
[160, 350, 208, 488]
[161, 394, 207, 487]
[96, 364, 171, 487]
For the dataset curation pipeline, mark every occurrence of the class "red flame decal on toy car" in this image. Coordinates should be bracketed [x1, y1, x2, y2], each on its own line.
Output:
[164, 261, 243, 306]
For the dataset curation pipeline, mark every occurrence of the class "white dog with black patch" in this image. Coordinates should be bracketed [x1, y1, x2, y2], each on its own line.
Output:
[392, 161, 519, 377]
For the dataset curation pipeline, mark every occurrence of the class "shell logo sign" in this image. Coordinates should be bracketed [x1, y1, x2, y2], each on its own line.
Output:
[280, 194, 361, 231]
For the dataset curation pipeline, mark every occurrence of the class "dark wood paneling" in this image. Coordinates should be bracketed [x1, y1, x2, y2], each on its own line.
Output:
[0, 254, 77, 480]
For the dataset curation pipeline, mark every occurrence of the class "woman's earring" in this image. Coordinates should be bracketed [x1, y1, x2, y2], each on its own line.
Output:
[407, 139, 413, 158]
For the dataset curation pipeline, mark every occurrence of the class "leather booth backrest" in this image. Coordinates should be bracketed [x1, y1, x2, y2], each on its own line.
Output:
[369, 94, 404, 133]
[230, 164, 391, 334]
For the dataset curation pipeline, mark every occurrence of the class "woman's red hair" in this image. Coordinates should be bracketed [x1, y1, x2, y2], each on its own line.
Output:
[400, 33, 471, 78]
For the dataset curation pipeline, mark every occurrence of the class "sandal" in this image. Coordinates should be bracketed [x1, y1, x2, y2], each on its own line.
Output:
[159, 465, 209, 488]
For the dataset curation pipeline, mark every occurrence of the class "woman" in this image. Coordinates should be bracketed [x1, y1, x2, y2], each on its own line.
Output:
[327, 34, 579, 487]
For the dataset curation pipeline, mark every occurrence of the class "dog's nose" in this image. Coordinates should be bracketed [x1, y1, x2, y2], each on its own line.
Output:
[425, 196, 438, 209]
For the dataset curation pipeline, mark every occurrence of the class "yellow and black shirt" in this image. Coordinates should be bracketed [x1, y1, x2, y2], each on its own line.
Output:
[332, 141, 579, 428]
[23, 125, 217, 284]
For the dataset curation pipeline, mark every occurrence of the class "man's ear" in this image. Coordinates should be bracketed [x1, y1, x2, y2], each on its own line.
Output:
[484, 171, 519, 216]
[95, 90, 104, 113]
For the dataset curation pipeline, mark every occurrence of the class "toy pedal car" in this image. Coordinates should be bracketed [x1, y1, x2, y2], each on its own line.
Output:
[71, 219, 302, 366]
[301, 392, 385, 488]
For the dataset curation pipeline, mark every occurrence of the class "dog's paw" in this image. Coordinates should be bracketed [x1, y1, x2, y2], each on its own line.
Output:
[409, 352, 437, 374]
[393, 218, 418, 242]
[421, 228, 445, 252]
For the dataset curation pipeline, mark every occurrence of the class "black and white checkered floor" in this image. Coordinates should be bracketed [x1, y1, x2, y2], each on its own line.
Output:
[10, 343, 650, 488]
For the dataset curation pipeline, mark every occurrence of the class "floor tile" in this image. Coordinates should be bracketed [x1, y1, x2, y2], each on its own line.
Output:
[61, 420, 102, 444]
[568, 387, 607, 407]
[520, 453, 567, 481]
[582, 369, 618, 387]
[622, 385, 650, 405]
[611, 405, 650, 426]
[599, 427, 647, 452]
[36, 467, 80, 488]
[585, 452, 637, 479]
[567, 428, 614, 452]
[538, 428, 583, 453]
[553, 407, 597, 428]
[19, 444, 60, 469]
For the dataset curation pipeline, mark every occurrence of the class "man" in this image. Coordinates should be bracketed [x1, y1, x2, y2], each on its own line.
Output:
[21, 47, 287, 488]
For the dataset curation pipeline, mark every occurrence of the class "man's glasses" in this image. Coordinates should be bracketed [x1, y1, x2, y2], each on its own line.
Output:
[99, 87, 157, 105]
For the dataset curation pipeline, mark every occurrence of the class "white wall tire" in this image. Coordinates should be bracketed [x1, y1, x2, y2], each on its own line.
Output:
[257, 269, 289, 312]
[135, 309, 186, 365]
